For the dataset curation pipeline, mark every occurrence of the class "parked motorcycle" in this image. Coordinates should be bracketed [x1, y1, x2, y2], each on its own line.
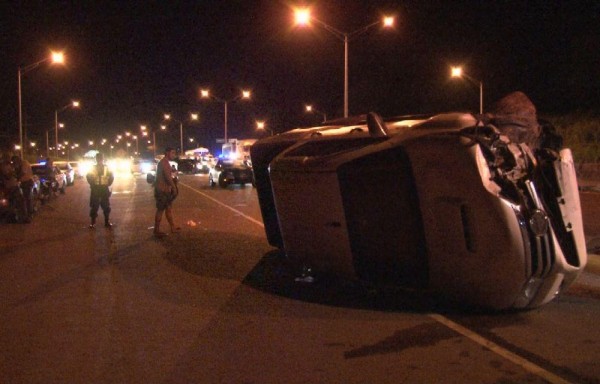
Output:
[0, 180, 28, 223]
[38, 176, 59, 204]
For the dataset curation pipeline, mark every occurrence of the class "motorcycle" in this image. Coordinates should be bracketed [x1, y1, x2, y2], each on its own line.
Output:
[0, 180, 28, 223]
[38, 175, 59, 204]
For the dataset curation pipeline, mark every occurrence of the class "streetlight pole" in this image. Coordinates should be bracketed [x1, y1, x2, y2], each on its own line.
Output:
[133, 135, 139, 155]
[152, 131, 156, 158]
[45, 129, 50, 157]
[54, 101, 80, 159]
[295, 10, 395, 118]
[17, 51, 65, 159]
[179, 122, 183, 155]
[200, 89, 250, 143]
[224, 101, 228, 143]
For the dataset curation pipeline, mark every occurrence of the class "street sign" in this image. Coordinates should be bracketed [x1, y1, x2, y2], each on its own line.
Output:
[216, 138, 226, 143]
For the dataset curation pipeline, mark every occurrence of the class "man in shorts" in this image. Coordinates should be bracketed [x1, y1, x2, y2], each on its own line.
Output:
[153, 147, 180, 237]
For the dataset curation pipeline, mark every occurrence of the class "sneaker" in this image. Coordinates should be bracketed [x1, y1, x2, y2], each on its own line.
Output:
[105, 222, 113, 228]
[89, 224, 95, 229]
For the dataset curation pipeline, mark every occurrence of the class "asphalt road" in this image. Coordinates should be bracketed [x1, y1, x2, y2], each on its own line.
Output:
[0, 173, 598, 384]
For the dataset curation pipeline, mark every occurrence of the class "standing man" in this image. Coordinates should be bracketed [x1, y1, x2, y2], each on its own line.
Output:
[86, 152, 114, 228]
[153, 147, 180, 237]
[11, 155, 34, 222]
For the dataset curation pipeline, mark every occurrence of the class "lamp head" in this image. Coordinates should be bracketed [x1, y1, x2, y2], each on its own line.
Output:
[294, 8, 311, 26]
[451, 66, 463, 78]
[51, 51, 65, 64]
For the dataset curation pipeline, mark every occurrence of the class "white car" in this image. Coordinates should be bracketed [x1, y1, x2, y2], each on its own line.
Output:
[53, 161, 75, 186]
[251, 103, 587, 311]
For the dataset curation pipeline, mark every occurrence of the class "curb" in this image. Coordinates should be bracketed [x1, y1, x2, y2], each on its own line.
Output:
[579, 185, 600, 193]
[585, 253, 600, 275]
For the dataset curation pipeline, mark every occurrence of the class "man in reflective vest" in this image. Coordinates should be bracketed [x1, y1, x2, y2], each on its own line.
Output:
[86, 152, 114, 228]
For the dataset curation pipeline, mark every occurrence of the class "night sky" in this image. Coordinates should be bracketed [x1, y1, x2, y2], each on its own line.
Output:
[1, 1, 599, 155]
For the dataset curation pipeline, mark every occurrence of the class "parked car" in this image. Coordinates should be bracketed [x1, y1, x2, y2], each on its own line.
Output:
[250, 100, 587, 311]
[54, 161, 75, 186]
[31, 163, 67, 201]
[208, 158, 254, 188]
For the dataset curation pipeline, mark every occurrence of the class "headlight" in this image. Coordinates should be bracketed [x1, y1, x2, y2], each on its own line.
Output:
[78, 160, 94, 176]
[117, 159, 132, 172]
[141, 162, 153, 174]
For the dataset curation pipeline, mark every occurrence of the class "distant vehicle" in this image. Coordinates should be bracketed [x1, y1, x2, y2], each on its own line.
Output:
[68, 161, 83, 178]
[177, 158, 199, 174]
[221, 139, 256, 161]
[251, 105, 587, 311]
[106, 158, 132, 175]
[146, 160, 177, 184]
[54, 161, 75, 186]
[131, 158, 156, 174]
[77, 159, 94, 177]
[208, 158, 254, 188]
[198, 154, 215, 174]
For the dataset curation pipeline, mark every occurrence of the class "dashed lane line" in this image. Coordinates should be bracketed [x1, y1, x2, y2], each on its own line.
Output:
[178, 182, 264, 228]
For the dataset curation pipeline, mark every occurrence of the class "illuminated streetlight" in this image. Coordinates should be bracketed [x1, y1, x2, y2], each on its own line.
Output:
[294, 8, 395, 117]
[200, 88, 251, 143]
[305, 104, 327, 122]
[451, 66, 483, 114]
[132, 135, 139, 155]
[256, 120, 273, 136]
[18, 50, 66, 158]
[54, 100, 80, 158]
[163, 112, 200, 154]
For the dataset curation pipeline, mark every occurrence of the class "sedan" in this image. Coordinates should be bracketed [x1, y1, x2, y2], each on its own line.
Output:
[250, 95, 587, 311]
[208, 158, 254, 188]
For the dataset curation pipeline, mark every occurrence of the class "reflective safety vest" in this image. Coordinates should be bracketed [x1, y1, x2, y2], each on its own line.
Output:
[89, 165, 112, 186]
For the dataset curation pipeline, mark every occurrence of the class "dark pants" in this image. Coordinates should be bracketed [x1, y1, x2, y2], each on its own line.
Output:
[89, 186, 111, 219]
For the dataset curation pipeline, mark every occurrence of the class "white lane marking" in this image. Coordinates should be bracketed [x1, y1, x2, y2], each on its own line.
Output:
[180, 180, 572, 384]
[178, 182, 264, 228]
[428, 314, 571, 384]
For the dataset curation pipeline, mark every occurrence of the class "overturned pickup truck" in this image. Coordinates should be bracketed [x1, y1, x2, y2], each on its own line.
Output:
[250, 92, 587, 311]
